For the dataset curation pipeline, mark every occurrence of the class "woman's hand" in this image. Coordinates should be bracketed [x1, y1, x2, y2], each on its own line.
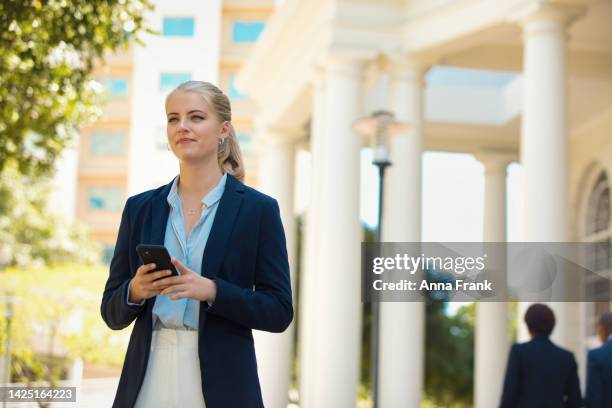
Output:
[129, 263, 174, 304]
[154, 258, 218, 303]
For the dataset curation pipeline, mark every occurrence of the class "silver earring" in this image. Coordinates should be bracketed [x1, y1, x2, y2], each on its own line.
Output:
[218, 138, 225, 146]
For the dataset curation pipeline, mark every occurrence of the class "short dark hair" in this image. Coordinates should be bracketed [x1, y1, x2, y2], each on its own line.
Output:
[598, 312, 612, 337]
[524, 303, 556, 336]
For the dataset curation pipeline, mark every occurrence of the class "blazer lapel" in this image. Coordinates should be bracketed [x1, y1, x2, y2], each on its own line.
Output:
[201, 174, 245, 279]
[148, 180, 173, 245]
[141, 180, 173, 315]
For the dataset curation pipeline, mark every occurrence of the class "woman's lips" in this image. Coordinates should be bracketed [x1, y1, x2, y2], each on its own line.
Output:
[176, 138, 196, 145]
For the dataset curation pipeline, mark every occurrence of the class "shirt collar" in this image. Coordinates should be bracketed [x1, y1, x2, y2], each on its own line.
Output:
[203, 172, 227, 208]
[608, 334, 612, 342]
[166, 172, 227, 209]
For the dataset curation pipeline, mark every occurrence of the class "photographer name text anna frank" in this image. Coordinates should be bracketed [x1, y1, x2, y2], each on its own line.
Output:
[372, 279, 492, 292]
[370, 253, 494, 293]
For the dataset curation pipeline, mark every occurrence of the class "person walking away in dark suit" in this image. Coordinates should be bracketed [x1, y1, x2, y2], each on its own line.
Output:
[586, 312, 612, 408]
[500, 303, 583, 408]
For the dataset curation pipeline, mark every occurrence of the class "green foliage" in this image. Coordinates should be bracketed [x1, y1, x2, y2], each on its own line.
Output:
[0, 0, 153, 175]
[0, 263, 130, 384]
[359, 227, 477, 407]
[425, 301, 475, 407]
[0, 163, 100, 267]
[422, 269, 475, 407]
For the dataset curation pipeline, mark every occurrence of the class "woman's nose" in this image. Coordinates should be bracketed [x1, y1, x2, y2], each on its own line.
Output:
[178, 118, 189, 130]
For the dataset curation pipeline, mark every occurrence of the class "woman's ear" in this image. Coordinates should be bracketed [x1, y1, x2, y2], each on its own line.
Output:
[222, 121, 231, 137]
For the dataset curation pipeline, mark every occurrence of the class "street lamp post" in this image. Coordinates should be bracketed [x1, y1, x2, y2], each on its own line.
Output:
[2, 293, 13, 408]
[353, 110, 412, 408]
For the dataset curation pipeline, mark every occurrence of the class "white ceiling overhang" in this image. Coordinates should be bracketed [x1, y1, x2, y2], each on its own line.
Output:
[236, 0, 611, 151]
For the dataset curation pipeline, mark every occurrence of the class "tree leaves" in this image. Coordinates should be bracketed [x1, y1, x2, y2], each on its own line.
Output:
[0, 163, 100, 267]
[0, 0, 153, 176]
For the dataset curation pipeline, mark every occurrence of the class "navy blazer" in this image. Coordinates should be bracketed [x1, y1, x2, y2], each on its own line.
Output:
[500, 336, 583, 408]
[100, 174, 293, 408]
[586, 340, 612, 408]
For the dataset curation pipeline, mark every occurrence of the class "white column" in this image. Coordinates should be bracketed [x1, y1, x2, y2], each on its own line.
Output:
[473, 151, 514, 408]
[255, 129, 298, 408]
[517, 4, 581, 347]
[299, 69, 326, 408]
[378, 61, 425, 408]
[307, 56, 364, 408]
[68, 357, 84, 388]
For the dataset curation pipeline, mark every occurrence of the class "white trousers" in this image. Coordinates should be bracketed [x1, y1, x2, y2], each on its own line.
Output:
[134, 328, 206, 408]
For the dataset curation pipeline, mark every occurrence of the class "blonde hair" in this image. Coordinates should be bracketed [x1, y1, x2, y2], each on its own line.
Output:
[166, 80, 245, 182]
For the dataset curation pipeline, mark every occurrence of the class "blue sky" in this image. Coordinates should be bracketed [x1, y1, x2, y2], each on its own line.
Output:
[426, 66, 517, 89]
[360, 149, 523, 242]
[359, 149, 524, 316]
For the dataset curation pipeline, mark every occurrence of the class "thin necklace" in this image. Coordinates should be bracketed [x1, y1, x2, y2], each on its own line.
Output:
[187, 203, 208, 216]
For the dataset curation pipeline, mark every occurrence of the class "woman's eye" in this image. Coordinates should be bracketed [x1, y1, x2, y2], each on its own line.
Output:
[168, 117, 178, 123]
[192, 115, 204, 121]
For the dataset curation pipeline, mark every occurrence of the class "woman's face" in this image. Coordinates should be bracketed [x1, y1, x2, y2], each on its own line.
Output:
[165, 90, 229, 164]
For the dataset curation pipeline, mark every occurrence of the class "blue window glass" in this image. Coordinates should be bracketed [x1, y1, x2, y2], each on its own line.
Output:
[88, 187, 123, 211]
[160, 72, 192, 92]
[101, 245, 115, 264]
[90, 132, 126, 156]
[156, 126, 168, 150]
[228, 76, 244, 99]
[162, 17, 195, 37]
[236, 132, 253, 154]
[99, 78, 128, 97]
[232, 21, 265, 43]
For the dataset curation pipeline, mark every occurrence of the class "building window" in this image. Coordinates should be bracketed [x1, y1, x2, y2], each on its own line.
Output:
[102, 245, 115, 264]
[90, 131, 126, 156]
[236, 132, 253, 154]
[231, 21, 265, 43]
[88, 187, 123, 211]
[583, 171, 611, 336]
[228, 76, 244, 99]
[160, 72, 192, 92]
[162, 17, 195, 37]
[586, 172, 610, 235]
[98, 78, 128, 98]
[156, 125, 168, 151]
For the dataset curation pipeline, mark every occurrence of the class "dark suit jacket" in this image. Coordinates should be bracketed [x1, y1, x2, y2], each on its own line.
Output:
[100, 174, 293, 408]
[500, 336, 583, 408]
[586, 340, 612, 408]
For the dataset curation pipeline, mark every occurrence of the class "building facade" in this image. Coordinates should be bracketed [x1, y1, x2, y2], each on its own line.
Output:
[236, 0, 612, 406]
[69, 0, 275, 262]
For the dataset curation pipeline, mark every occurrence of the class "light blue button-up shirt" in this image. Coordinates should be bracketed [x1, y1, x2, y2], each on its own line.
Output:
[151, 173, 227, 330]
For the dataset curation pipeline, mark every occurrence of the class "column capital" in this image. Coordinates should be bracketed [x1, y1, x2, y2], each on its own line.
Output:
[508, 1, 586, 32]
[385, 55, 429, 82]
[318, 47, 372, 78]
[256, 122, 305, 146]
[474, 150, 517, 173]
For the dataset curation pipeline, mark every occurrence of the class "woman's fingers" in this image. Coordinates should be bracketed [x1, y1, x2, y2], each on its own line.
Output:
[143, 269, 173, 283]
[168, 291, 189, 300]
[136, 263, 157, 276]
[171, 257, 192, 275]
[160, 284, 188, 296]
[152, 274, 184, 288]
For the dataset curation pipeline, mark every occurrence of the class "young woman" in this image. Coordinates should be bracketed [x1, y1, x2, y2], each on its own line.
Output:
[101, 81, 293, 408]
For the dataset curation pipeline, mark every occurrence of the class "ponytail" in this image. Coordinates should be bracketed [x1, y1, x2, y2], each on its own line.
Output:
[218, 123, 245, 182]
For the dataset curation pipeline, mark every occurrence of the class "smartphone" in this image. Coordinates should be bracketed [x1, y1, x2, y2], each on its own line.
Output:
[135, 244, 180, 278]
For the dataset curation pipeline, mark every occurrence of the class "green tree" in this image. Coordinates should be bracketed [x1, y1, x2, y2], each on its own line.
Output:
[0, 0, 153, 175]
[424, 269, 475, 407]
[0, 264, 129, 387]
[0, 163, 100, 267]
